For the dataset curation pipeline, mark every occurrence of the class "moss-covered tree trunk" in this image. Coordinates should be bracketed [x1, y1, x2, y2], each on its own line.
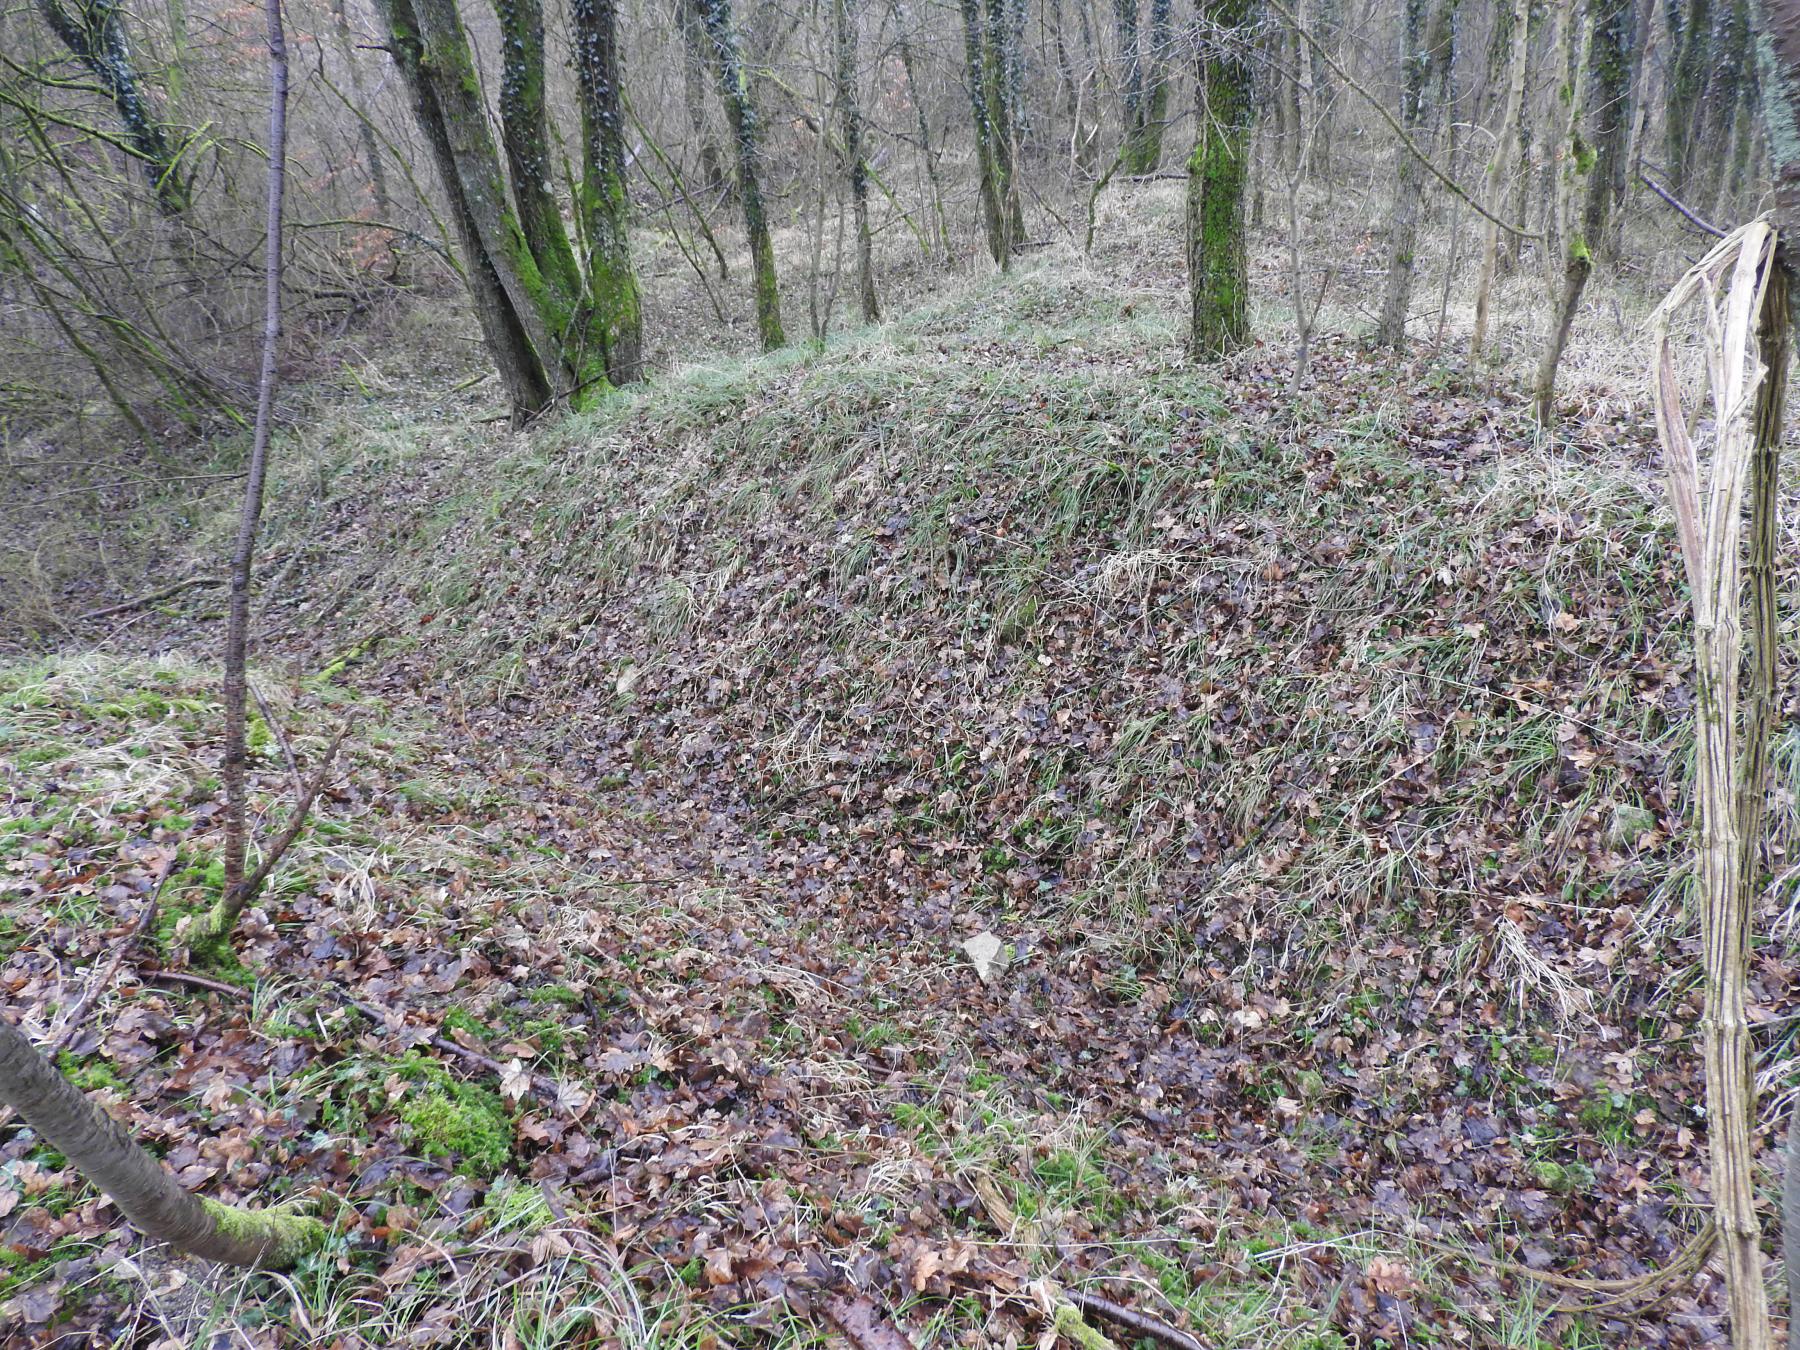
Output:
[377, 0, 554, 419]
[833, 0, 879, 321]
[692, 0, 785, 349]
[0, 1016, 325, 1266]
[1695, 1, 1750, 206]
[1532, 0, 1633, 424]
[495, 0, 583, 310]
[1375, 0, 1456, 349]
[1125, 0, 1172, 170]
[569, 0, 644, 382]
[31, 0, 190, 214]
[1186, 0, 1253, 358]
[1665, 0, 1714, 193]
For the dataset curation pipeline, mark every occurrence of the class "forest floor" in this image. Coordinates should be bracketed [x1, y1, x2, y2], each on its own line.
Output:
[2, 186, 1795, 1348]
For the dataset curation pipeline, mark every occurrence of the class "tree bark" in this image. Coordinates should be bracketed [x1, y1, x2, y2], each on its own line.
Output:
[570, 0, 645, 383]
[1471, 0, 1529, 361]
[0, 1016, 324, 1266]
[30, 0, 190, 214]
[959, 0, 1009, 265]
[1666, 0, 1715, 192]
[207, 0, 293, 953]
[1533, 0, 1634, 424]
[376, 0, 554, 419]
[1375, 0, 1456, 349]
[833, 0, 878, 321]
[1187, 0, 1253, 358]
[692, 0, 785, 349]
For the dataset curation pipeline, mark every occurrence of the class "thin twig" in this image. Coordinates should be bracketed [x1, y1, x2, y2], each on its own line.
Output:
[75, 576, 225, 622]
[249, 681, 306, 802]
[46, 858, 177, 1052]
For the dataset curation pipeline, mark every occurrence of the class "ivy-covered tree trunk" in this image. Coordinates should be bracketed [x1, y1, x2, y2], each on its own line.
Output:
[692, 0, 785, 349]
[31, 0, 190, 214]
[1186, 0, 1252, 358]
[495, 0, 584, 314]
[1532, 0, 1633, 424]
[833, 0, 879, 322]
[0, 1016, 326, 1267]
[959, 0, 1009, 266]
[1665, 0, 1714, 192]
[1375, 0, 1456, 349]
[377, 0, 554, 419]
[984, 0, 1026, 249]
[570, 0, 644, 383]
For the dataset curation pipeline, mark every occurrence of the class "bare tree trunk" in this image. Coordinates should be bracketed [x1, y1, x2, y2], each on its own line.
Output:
[1375, 0, 1456, 349]
[1666, 0, 1714, 192]
[205, 0, 294, 954]
[0, 1016, 324, 1266]
[328, 0, 391, 215]
[692, 0, 786, 348]
[834, 0, 878, 320]
[891, 0, 951, 254]
[1533, 0, 1633, 425]
[1471, 0, 1528, 361]
[675, 0, 727, 195]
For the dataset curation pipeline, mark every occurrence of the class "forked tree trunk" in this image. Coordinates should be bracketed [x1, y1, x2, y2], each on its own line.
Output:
[833, 0, 878, 321]
[1471, 0, 1529, 362]
[495, 0, 585, 314]
[380, 0, 552, 419]
[0, 1016, 325, 1266]
[692, 0, 785, 349]
[570, 0, 645, 383]
[1187, 0, 1252, 357]
[1532, 0, 1633, 425]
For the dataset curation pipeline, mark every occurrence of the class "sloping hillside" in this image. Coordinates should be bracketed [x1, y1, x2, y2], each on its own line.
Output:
[6, 230, 1795, 1348]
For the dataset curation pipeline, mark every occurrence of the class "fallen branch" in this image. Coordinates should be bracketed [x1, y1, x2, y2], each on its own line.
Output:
[1067, 1291, 1207, 1350]
[1640, 170, 1726, 239]
[76, 575, 225, 622]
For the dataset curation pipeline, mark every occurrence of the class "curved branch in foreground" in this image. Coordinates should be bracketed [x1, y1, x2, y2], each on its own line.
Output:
[0, 1016, 326, 1268]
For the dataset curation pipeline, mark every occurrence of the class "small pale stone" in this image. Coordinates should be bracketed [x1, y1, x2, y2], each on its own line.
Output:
[960, 932, 1009, 983]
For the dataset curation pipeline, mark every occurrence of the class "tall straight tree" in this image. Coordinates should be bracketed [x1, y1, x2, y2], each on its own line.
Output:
[1471, 0, 1529, 361]
[960, 0, 1010, 265]
[1124, 0, 1174, 169]
[1187, 0, 1254, 357]
[570, 0, 644, 382]
[833, 0, 879, 321]
[691, 0, 785, 348]
[1664, 0, 1714, 192]
[1375, 0, 1457, 348]
[1532, 0, 1634, 424]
